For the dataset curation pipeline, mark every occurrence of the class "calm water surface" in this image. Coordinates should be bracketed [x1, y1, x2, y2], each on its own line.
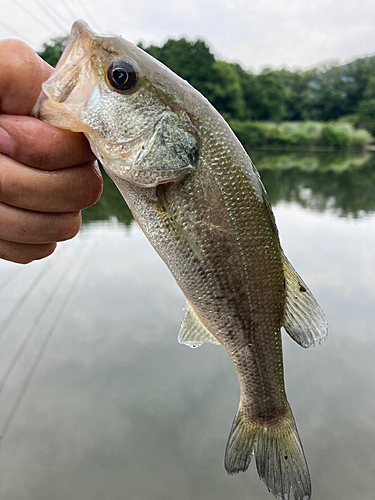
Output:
[0, 152, 375, 500]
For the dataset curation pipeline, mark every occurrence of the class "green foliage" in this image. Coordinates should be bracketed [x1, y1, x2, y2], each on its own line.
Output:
[207, 61, 245, 119]
[278, 121, 321, 146]
[308, 66, 348, 120]
[320, 123, 351, 149]
[143, 38, 216, 100]
[38, 36, 68, 67]
[356, 76, 375, 134]
[255, 68, 288, 121]
[306, 58, 375, 121]
[319, 122, 372, 150]
[251, 149, 372, 173]
[142, 37, 375, 136]
[229, 120, 372, 150]
[278, 69, 314, 120]
[358, 99, 375, 135]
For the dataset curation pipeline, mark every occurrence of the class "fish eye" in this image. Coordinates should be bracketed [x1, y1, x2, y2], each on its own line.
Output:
[107, 59, 139, 93]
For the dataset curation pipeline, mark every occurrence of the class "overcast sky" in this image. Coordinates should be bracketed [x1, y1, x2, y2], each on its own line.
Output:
[0, 0, 374, 72]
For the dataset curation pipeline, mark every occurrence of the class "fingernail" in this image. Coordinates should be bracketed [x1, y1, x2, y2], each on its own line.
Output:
[0, 127, 13, 155]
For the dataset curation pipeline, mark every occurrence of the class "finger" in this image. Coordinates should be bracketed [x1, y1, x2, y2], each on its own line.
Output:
[0, 155, 102, 212]
[0, 202, 82, 244]
[0, 115, 96, 170]
[0, 239, 56, 265]
[0, 39, 53, 115]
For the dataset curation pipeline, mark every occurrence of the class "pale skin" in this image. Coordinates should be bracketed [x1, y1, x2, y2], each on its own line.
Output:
[0, 39, 103, 264]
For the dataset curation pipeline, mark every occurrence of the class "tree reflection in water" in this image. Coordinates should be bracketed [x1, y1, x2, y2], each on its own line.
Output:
[82, 152, 375, 226]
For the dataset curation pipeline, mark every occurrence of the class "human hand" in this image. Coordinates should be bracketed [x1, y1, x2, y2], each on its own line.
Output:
[0, 39, 103, 264]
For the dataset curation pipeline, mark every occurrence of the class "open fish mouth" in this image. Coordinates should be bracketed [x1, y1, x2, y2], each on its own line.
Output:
[31, 21, 96, 131]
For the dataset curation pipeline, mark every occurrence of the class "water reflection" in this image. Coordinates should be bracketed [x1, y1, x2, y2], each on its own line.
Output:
[253, 151, 375, 217]
[81, 170, 133, 226]
[81, 151, 375, 228]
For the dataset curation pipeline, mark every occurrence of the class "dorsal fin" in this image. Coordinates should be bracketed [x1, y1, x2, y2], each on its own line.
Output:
[178, 301, 221, 348]
[283, 255, 328, 348]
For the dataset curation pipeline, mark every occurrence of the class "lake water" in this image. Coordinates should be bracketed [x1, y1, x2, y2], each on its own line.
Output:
[0, 151, 375, 500]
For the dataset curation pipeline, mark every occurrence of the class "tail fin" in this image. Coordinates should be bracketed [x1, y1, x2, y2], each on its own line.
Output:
[224, 404, 311, 500]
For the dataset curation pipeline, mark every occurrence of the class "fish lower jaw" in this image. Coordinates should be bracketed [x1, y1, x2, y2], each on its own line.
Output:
[33, 94, 84, 132]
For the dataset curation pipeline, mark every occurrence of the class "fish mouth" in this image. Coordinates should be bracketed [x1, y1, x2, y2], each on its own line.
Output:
[54, 20, 95, 78]
[32, 20, 97, 130]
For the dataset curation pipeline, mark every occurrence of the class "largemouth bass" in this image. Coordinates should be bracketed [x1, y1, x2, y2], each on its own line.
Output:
[33, 21, 328, 500]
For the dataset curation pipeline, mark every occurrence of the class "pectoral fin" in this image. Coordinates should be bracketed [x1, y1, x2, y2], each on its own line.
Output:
[283, 255, 328, 348]
[178, 301, 221, 348]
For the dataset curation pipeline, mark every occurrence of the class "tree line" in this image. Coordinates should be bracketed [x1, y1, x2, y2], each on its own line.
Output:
[39, 36, 375, 135]
[143, 38, 375, 135]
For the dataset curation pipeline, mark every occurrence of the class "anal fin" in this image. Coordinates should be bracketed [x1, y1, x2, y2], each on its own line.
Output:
[178, 301, 221, 348]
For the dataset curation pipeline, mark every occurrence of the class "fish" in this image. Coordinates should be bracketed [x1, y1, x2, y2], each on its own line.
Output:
[33, 20, 328, 500]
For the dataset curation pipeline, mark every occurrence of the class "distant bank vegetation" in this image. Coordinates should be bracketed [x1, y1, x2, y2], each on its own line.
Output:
[39, 36, 375, 148]
[229, 120, 373, 151]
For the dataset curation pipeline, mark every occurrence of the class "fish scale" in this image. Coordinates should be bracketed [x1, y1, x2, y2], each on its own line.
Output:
[33, 20, 328, 500]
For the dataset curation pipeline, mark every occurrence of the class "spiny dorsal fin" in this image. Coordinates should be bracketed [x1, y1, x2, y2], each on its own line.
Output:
[283, 255, 328, 348]
[178, 301, 221, 348]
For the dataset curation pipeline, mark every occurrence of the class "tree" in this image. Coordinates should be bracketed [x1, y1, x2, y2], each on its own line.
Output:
[306, 56, 375, 122]
[278, 69, 314, 121]
[357, 75, 375, 134]
[232, 65, 264, 120]
[255, 68, 288, 121]
[207, 61, 245, 119]
[232, 66, 289, 122]
[144, 38, 216, 101]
